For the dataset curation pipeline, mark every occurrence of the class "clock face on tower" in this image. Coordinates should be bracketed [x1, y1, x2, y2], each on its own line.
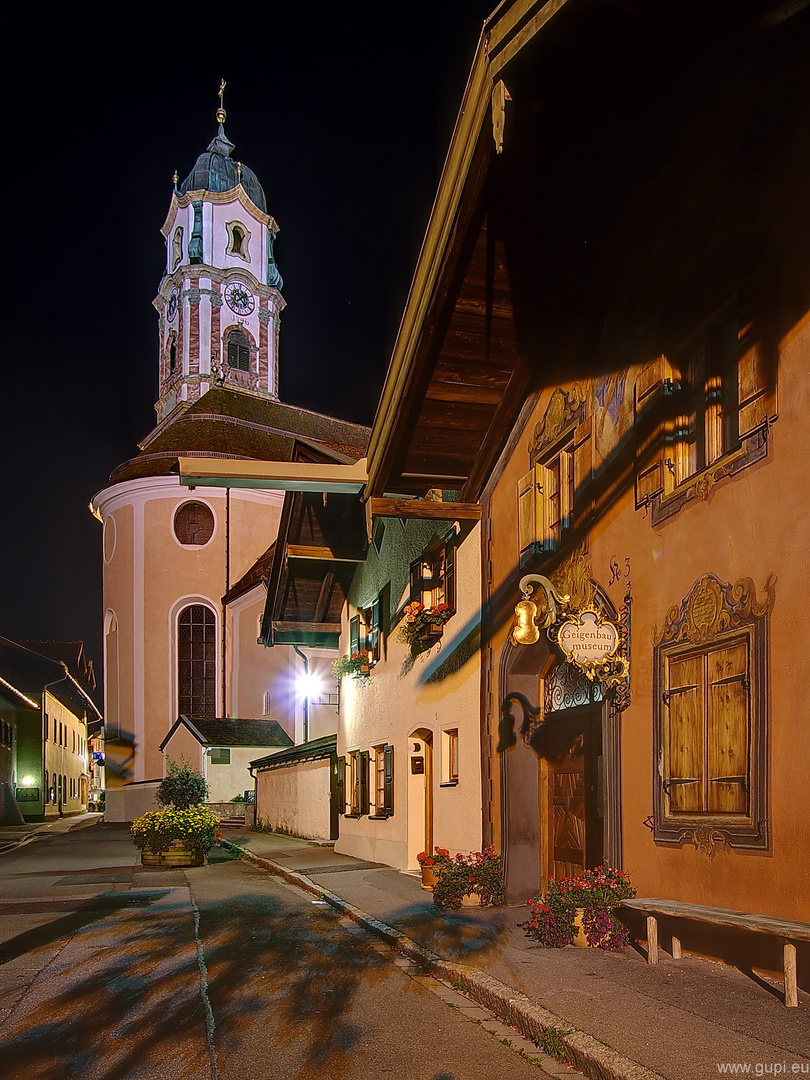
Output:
[166, 289, 179, 323]
[224, 281, 255, 315]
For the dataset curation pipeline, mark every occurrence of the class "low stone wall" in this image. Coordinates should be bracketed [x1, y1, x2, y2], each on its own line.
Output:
[208, 802, 246, 819]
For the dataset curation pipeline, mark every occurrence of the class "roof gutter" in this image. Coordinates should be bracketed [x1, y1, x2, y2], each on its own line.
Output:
[176, 456, 368, 494]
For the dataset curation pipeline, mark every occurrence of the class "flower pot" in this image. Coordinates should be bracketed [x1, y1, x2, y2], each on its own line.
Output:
[420, 863, 438, 890]
[572, 907, 588, 947]
[416, 625, 443, 643]
[460, 892, 482, 907]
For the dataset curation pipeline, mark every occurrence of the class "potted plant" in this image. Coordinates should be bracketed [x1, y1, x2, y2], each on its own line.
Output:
[332, 650, 372, 684]
[416, 848, 450, 890]
[396, 602, 453, 653]
[522, 864, 636, 949]
[130, 759, 220, 867]
[430, 846, 506, 911]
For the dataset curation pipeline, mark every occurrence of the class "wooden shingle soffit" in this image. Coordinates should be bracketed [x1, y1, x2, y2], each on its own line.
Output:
[652, 573, 774, 853]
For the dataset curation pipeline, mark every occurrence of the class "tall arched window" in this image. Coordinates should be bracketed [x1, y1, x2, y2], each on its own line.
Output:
[227, 329, 251, 371]
[178, 605, 217, 718]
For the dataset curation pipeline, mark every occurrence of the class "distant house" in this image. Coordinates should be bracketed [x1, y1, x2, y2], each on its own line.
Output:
[0, 638, 101, 822]
[160, 715, 292, 804]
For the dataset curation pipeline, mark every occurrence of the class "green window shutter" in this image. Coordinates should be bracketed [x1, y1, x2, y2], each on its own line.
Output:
[335, 756, 345, 815]
[359, 751, 370, 815]
[383, 745, 394, 816]
[349, 615, 360, 655]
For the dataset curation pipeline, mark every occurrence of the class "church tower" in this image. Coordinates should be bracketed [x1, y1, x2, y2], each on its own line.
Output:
[91, 87, 370, 820]
[154, 84, 285, 423]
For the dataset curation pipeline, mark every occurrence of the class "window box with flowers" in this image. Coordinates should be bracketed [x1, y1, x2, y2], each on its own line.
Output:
[522, 865, 636, 949]
[332, 650, 372, 685]
[396, 602, 453, 653]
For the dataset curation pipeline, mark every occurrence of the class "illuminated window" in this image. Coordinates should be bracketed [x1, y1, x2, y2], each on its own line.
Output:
[177, 605, 217, 718]
[409, 534, 456, 612]
[518, 436, 575, 559]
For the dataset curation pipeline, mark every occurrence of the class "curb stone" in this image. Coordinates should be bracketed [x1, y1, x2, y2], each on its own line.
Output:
[225, 841, 665, 1080]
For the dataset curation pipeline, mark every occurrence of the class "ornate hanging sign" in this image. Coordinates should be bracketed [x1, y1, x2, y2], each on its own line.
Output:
[509, 569, 631, 703]
[558, 609, 619, 665]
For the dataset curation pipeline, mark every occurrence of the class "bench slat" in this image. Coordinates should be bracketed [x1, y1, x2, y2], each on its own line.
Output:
[623, 899, 810, 941]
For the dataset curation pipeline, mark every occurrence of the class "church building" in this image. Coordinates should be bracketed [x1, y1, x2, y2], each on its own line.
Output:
[91, 94, 369, 821]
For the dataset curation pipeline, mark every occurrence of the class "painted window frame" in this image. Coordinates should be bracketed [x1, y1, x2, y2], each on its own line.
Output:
[652, 574, 769, 851]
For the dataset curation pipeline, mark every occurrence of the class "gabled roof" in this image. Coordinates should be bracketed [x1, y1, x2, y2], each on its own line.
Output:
[251, 734, 336, 771]
[0, 638, 101, 720]
[223, 542, 275, 606]
[17, 640, 96, 694]
[160, 715, 293, 751]
[110, 386, 370, 485]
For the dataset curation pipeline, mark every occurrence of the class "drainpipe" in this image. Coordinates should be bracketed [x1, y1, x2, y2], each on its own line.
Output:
[292, 645, 309, 745]
[222, 488, 230, 718]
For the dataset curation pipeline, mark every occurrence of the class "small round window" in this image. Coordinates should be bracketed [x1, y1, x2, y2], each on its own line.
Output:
[174, 501, 215, 546]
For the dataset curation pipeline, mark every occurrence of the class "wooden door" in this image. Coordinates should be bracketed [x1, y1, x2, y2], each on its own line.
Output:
[548, 710, 602, 879]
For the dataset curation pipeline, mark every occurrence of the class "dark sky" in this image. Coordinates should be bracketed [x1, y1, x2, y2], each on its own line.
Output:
[2, 4, 495, 682]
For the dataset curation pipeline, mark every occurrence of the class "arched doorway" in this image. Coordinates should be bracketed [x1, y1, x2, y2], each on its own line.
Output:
[498, 594, 623, 902]
[407, 729, 433, 870]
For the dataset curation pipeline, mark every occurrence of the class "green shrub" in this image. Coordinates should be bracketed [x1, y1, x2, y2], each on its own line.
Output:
[156, 758, 208, 810]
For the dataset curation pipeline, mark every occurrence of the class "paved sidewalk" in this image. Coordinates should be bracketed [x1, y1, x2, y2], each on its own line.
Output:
[223, 828, 810, 1080]
[0, 812, 102, 852]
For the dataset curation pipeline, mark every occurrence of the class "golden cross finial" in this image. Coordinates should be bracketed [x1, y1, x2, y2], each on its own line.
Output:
[216, 78, 227, 123]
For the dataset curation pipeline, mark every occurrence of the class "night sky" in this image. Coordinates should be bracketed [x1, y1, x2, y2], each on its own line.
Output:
[2, 4, 495, 685]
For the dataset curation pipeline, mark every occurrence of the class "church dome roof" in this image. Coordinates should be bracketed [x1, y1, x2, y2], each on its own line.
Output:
[179, 121, 267, 213]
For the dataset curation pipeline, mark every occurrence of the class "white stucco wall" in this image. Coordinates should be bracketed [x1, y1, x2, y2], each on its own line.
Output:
[336, 521, 482, 871]
[255, 757, 334, 841]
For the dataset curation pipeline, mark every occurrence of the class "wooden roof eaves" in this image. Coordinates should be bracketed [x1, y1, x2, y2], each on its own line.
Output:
[261, 491, 296, 644]
[364, 0, 576, 501]
[364, 29, 494, 498]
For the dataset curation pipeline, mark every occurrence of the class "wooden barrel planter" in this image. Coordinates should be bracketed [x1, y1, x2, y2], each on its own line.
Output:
[141, 841, 206, 868]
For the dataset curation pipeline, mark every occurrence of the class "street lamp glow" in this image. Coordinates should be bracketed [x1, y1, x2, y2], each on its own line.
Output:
[20, 775, 36, 787]
[297, 672, 321, 701]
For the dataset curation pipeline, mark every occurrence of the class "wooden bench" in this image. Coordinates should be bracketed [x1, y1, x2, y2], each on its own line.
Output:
[622, 898, 810, 1007]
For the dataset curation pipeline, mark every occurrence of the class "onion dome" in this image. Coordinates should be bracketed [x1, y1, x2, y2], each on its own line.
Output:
[179, 108, 267, 213]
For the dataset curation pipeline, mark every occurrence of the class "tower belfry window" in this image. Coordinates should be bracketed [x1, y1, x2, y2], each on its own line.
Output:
[231, 226, 244, 253]
[227, 329, 251, 371]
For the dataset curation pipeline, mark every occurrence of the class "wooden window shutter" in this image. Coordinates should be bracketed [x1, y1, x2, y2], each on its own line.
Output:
[737, 293, 777, 440]
[635, 355, 674, 506]
[359, 751, 370, 815]
[444, 533, 456, 612]
[349, 615, 359, 655]
[383, 744, 394, 816]
[572, 416, 594, 523]
[706, 641, 750, 814]
[336, 756, 345, 814]
[665, 654, 704, 813]
[518, 464, 544, 554]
